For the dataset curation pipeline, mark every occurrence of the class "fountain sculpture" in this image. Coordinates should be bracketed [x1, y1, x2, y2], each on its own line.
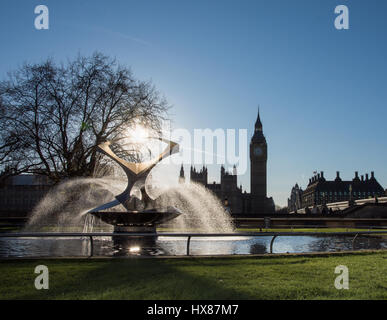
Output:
[88, 136, 183, 233]
[23, 130, 234, 256]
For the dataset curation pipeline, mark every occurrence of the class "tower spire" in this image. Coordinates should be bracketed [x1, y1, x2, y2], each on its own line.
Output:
[255, 105, 262, 132]
[179, 164, 185, 183]
[180, 164, 184, 178]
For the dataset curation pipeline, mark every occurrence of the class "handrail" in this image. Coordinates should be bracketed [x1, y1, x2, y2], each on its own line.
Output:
[186, 236, 191, 256]
[0, 231, 386, 257]
[352, 233, 359, 250]
[1, 231, 386, 238]
[270, 235, 278, 254]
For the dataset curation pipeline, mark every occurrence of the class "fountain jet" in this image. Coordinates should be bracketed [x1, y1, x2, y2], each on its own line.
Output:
[88, 136, 182, 233]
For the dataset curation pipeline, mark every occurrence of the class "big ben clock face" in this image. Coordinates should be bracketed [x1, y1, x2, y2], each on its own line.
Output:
[254, 146, 263, 156]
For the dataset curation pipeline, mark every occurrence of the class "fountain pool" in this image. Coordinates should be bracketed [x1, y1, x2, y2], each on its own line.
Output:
[0, 233, 386, 258]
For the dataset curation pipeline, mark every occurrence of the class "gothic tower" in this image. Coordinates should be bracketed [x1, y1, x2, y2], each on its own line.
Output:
[250, 108, 268, 213]
[179, 164, 185, 183]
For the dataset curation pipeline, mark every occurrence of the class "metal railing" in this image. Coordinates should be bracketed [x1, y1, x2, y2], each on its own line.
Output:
[0, 230, 386, 257]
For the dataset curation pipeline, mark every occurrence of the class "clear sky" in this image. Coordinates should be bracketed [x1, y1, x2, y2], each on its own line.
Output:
[1, 0, 387, 206]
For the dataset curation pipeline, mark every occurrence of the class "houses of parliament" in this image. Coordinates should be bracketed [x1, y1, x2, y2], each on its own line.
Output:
[179, 111, 275, 215]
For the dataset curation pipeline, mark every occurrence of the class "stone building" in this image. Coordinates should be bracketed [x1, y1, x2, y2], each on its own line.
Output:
[182, 164, 244, 213]
[301, 171, 385, 208]
[288, 183, 303, 212]
[0, 175, 52, 216]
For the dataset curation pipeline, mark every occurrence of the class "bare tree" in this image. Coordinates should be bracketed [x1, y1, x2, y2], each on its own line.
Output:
[0, 52, 169, 182]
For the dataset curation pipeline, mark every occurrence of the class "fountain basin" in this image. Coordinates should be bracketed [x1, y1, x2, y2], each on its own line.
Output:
[90, 207, 182, 246]
[90, 207, 182, 227]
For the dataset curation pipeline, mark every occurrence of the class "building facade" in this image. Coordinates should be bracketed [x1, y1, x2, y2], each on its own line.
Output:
[301, 171, 385, 208]
[0, 175, 52, 216]
[288, 183, 303, 212]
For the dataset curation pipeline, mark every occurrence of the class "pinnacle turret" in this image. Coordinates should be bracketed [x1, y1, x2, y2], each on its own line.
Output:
[255, 107, 263, 132]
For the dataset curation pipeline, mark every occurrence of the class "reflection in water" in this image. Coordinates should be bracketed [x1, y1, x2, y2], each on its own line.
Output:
[249, 242, 268, 254]
[0, 235, 386, 258]
[111, 236, 164, 257]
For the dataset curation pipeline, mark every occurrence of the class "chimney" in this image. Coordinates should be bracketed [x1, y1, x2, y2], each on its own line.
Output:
[371, 171, 375, 179]
[336, 171, 340, 179]
[355, 171, 359, 179]
[321, 171, 324, 179]
[361, 175, 364, 182]
[317, 173, 320, 180]
[366, 173, 369, 181]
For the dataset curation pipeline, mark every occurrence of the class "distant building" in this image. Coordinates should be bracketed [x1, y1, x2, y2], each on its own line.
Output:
[190, 166, 208, 186]
[301, 171, 385, 208]
[182, 164, 245, 213]
[179, 110, 275, 215]
[288, 183, 303, 212]
[249, 109, 275, 214]
[0, 175, 52, 215]
[178, 164, 185, 184]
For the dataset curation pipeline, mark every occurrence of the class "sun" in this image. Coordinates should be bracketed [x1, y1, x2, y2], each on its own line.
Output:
[128, 124, 149, 143]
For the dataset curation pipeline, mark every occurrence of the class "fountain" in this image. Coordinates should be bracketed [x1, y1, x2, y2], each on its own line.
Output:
[88, 136, 183, 234]
[19, 128, 235, 257]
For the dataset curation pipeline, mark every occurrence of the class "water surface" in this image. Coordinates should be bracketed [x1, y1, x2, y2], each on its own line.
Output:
[0, 234, 386, 258]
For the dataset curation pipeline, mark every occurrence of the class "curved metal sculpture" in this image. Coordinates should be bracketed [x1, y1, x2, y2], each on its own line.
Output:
[88, 136, 182, 228]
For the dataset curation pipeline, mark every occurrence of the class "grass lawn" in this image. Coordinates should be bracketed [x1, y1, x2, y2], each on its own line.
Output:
[158, 227, 386, 233]
[235, 227, 387, 233]
[0, 251, 386, 300]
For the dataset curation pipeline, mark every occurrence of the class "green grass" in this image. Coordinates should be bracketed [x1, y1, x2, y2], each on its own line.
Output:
[158, 227, 386, 233]
[0, 226, 20, 232]
[1, 251, 386, 300]
[235, 227, 386, 234]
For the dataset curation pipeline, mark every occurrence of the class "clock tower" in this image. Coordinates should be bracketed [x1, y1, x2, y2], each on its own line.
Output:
[250, 109, 267, 214]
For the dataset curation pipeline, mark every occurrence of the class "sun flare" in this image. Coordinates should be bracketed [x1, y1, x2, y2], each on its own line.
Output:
[128, 124, 149, 143]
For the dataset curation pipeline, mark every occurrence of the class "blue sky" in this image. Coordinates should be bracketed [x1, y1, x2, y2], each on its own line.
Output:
[1, 0, 387, 206]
